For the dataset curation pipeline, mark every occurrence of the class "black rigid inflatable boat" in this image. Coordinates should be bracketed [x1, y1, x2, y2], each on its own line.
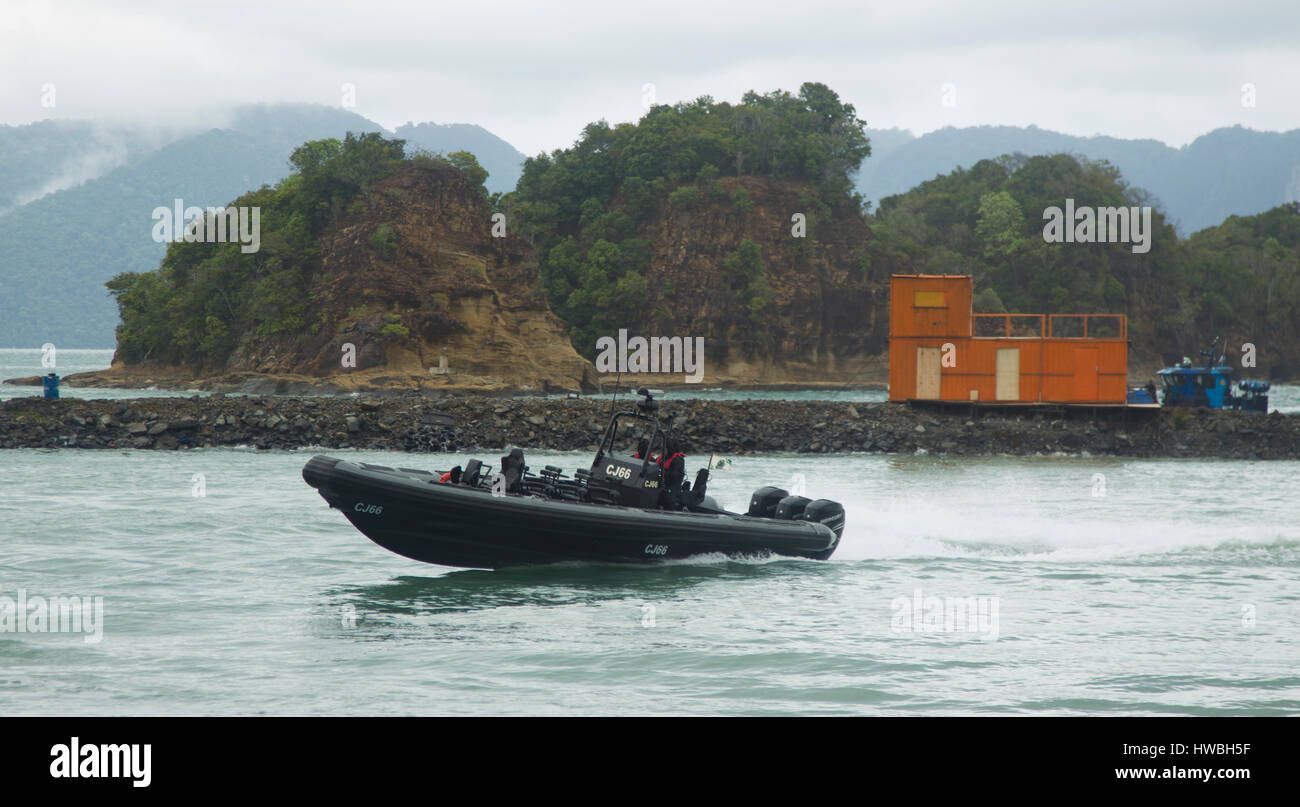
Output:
[302, 389, 845, 569]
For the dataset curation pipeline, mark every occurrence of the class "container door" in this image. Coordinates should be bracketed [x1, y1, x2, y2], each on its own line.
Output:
[916, 347, 941, 399]
[995, 348, 1020, 400]
[1073, 348, 1099, 400]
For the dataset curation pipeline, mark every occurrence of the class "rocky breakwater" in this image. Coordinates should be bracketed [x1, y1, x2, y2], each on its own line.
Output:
[1, 395, 1298, 459]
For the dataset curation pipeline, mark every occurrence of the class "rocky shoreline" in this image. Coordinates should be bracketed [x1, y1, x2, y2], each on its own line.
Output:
[3, 368, 890, 396]
[1, 394, 1297, 459]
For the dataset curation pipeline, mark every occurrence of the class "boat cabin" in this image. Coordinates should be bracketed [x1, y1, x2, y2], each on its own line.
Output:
[1156, 338, 1270, 411]
[1157, 362, 1233, 408]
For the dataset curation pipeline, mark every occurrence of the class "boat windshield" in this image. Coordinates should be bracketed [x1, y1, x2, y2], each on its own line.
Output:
[602, 413, 666, 461]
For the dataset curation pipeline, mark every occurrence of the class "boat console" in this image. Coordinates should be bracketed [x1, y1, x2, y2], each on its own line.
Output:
[408, 386, 843, 546]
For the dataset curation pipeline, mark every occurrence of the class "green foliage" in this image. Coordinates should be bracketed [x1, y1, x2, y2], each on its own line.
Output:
[506, 82, 870, 350]
[446, 150, 489, 194]
[107, 132, 410, 367]
[724, 239, 764, 282]
[974, 190, 1025, 258]
[973, 287, 1006, 313]
[667, 186, 699, 208]
[378, 313, 410, 340]
[723, 239, 770, 321]
[370, 223, 397, 258]
[292, 132, 405, 232]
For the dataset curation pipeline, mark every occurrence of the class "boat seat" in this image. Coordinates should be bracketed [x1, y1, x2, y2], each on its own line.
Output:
[689, 468, 709, 504]
[499, 448, 526, 494]
[462, 459, 484, 487]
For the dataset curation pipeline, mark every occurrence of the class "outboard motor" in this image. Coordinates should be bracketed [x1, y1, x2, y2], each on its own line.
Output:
[747, 486, 788, 518]
[802, 499, 846, 539]
[775, 495, 812, 520]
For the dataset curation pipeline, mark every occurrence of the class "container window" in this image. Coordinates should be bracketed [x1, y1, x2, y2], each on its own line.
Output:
[914, 291, 946, 308]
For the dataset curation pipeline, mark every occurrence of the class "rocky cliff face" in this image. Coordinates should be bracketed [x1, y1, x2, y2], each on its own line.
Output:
[256, 163, 594, 391]
[620, 177, 892, 386]
[82, 163, 597, 394]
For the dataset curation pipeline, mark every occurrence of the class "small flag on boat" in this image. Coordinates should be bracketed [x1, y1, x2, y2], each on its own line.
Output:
[711, 457, 733, 471]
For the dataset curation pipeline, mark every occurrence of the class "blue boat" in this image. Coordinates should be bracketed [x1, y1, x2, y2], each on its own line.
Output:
[1156, 337, 1270, 412]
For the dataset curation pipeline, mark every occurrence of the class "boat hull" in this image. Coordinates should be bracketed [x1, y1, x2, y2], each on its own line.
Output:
[303, 455, 840, 569]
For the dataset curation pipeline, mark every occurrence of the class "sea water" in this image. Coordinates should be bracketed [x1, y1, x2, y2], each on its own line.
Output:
[2, 347, 1297, 715]
[1, 445, 1297, 716]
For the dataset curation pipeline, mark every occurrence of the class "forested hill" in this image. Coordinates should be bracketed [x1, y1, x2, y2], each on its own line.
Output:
[101, 133, 592, 392]
[94, 86, 1300, 386]
[503, 83, 896, 384]
[857, 124, 1300, 235]
[100, 85, 897, 388]
[871, 153, 1300, 378]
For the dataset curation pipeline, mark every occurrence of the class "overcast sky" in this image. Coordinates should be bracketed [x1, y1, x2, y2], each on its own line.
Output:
[4, 0, 1299, 155]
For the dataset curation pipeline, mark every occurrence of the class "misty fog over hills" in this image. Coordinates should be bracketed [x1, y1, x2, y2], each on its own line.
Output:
[0, 104, 526, 347]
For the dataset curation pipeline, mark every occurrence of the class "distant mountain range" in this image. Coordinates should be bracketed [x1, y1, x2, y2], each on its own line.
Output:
[856, 124, 1300, 235]
[0, 105, 527, 347]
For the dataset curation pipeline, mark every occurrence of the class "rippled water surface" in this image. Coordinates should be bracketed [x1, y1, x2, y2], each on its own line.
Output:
[1, 446, 1297, 715]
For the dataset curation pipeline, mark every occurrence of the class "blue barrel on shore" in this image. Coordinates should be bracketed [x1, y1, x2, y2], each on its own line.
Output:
[43, 372, 60, 399]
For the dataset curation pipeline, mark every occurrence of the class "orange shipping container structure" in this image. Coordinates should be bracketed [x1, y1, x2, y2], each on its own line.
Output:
[888, 275, 1128, 404]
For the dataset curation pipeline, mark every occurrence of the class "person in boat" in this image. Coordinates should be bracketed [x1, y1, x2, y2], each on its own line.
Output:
[499, 448, 526, 493]
[633, 438, 650, 459]
[657, 437, 688, 509]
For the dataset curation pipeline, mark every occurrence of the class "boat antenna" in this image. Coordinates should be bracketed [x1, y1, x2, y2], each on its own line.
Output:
[600, 370, 621, 454]
[1202, 335, 1222, 369]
